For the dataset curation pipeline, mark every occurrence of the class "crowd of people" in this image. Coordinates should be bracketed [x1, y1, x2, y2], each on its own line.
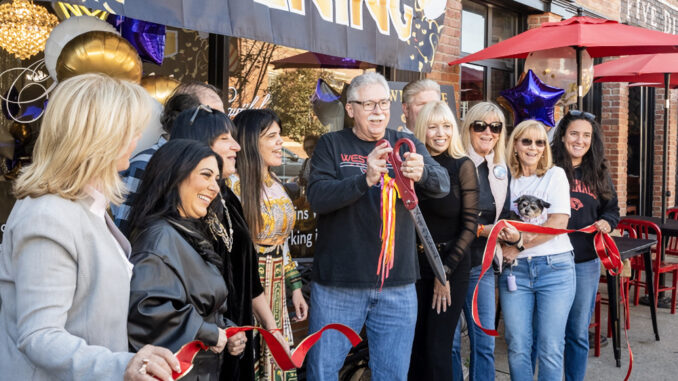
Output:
[0, 70, 619, 381]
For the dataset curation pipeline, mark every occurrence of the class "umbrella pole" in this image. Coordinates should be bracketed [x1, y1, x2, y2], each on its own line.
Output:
[662, 73, 670, 224]
[577, 47, 583, 110]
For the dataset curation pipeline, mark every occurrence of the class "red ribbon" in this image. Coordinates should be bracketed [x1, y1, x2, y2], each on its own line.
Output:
[169, 324, 361, 379]
[473, 220, 632, 380]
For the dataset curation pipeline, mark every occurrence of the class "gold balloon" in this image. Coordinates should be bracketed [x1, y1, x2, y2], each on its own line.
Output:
[56, 31, 142, 83]
[140, 76, 181, 105]
[9, 122, 31, 145]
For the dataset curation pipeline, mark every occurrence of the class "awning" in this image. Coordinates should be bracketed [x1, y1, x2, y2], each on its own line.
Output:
[43, 0, 446, 72]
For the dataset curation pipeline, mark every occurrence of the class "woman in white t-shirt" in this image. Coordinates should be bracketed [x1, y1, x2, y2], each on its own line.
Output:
[500, 120, 575, 381]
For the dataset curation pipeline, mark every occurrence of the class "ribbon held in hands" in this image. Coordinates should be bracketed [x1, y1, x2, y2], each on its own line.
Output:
[169, 323, 361, 379]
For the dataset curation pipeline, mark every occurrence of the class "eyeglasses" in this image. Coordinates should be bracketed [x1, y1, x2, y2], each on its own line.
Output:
[519, 138, 546, 148]
[189, 104, 213, 124]
[350, 99, 391, 111]
[471, 120, 503, 134]
[567, 110, 596, 121]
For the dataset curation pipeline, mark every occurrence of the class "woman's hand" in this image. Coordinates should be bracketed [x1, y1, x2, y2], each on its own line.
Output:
[594, 219, 612, 234]
[226, 331, 247, 356]
[502, 245, 520, 263]
[431, 278, 451, 314]
[124, 345, 181, 381]
[291, 288, 308, 321]
[209, 328, 228, 354]
[498, 223, 521, 244]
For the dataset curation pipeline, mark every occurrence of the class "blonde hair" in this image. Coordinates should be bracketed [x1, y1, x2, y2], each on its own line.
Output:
[460, 102, 507, 164]
[413, 101, 465, 159]
[14, 73, 153, 204]
[506, 120, 553, 178]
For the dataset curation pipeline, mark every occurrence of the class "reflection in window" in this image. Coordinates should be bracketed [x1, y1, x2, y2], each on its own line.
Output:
[461, 3, 486, 54]
[461, 64, 485, 117]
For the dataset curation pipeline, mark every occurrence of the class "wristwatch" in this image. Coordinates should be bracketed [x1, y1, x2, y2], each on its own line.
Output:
[515, 235, 525, 252]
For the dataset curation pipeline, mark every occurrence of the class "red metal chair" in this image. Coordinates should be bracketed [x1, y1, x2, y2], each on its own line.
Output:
[588, 291, 602, 357]
[622, 218, 678, 314]
[666, 207, 678, 257]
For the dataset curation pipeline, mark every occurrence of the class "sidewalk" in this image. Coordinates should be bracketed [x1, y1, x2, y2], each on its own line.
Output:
[460, 281, 678, 380]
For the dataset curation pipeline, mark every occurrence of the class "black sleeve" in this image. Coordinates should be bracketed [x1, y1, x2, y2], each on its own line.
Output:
[307, 135, 370, 215]
[127, 252, 220, 353]
[412, 137, 450, 199]
[499, 178, 512, 221]
[443, 159, 479, 273]
[252, 249, 264, 297]
[598, 173, 620, 229]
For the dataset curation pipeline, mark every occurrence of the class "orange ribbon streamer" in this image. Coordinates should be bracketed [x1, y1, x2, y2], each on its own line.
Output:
[377, 174, 399, 289]
[169, 324, 361, 379]
[473, 220, 632, 381]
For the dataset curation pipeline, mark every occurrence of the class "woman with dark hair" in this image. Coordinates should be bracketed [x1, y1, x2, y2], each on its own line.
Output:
[126, 139, 247, 381]
[232, 109, 308, 381]
[171, 106, 287, 381]
[552, 111, 619, 381]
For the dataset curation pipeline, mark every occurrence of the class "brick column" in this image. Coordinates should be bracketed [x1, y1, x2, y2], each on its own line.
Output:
[429, 1, 462, 110]
[527, 12, 563, 29]
[600, 82, 629, 215]
[651, 88, 678, 216]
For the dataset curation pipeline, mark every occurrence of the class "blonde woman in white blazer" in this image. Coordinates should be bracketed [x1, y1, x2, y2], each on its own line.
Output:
[0, 74, 180, 381]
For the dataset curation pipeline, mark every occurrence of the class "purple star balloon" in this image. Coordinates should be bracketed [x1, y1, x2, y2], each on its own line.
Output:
[499, 69, 564, 128]
[108, 16, 166, 66]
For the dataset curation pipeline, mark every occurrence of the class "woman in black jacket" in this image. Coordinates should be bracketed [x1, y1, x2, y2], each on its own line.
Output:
[408, 100, 479, 380]
[127, 139, 247, 380]
[551, 111, 620, 381]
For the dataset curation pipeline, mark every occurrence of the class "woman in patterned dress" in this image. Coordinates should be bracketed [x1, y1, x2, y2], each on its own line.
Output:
[232, 109, 308, 381]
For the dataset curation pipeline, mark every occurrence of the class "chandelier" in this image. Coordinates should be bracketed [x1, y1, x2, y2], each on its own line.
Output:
[0, 0, 59, 60]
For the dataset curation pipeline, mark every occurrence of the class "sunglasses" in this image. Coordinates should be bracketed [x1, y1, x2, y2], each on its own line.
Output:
[519, 138, 546, 148]
[567, 110, 596, 121]
[189, 104, 213, 125]
[471, 120, 503, 134]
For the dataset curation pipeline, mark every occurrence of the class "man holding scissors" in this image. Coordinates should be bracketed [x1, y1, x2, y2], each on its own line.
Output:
[306, 72, 449, 381]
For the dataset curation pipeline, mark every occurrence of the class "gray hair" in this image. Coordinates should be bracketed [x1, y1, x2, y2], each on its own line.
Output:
[402, 79, 440, 104]
[346, 72, 389, 102]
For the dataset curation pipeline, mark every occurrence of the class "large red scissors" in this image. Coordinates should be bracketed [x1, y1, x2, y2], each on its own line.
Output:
[376, 138, 447, 285]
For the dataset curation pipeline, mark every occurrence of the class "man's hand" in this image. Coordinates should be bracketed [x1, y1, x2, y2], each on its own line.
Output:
[366, 142, 392, 187]
[401, 152, 424, 182]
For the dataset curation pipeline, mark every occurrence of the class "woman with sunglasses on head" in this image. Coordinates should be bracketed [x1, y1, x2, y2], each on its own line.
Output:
[231, 109, 308, 381]
[170, 106, 288, 381]
[451, 102, 512, 381]
[502, 120, 575, 381]
[408, 101, 479, 380]
[551, 111, 619, 381]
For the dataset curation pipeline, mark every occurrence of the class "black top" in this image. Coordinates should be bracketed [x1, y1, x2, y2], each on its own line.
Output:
[218, 186, 263, 381]
[418, 153, 479, 278]
[128, 219, 235, 380]
[307, 128, 450, 288]
[567, 167, 620, 263]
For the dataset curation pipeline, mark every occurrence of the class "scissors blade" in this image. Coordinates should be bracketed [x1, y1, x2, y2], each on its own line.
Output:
[408, 206, 447, 284]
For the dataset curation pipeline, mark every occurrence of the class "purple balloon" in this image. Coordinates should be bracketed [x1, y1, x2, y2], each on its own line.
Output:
[500, 69, 564, 128]
[108, 16, 166, 65]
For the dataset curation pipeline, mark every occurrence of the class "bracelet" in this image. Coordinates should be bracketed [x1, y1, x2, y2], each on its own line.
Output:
[477, 224, 485, 238]
[504, 232, 522, 246]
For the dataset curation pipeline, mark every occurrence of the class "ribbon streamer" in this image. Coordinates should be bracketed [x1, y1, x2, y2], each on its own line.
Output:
[472, 220, 631, 380]
[377, 174, 399, 289]
[168, 323, 361, 379]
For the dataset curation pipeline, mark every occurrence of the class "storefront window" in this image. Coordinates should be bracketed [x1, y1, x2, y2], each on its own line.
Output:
[460, 1, 520, 120]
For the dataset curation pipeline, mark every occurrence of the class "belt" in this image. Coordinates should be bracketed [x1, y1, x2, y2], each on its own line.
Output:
[417, 242, 447, 255]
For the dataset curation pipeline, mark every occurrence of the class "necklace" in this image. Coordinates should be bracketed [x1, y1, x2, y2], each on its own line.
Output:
[207, 199, 234, 253]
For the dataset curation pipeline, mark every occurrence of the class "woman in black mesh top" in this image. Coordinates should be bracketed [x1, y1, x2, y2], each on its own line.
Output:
[408, 101, 479, 380]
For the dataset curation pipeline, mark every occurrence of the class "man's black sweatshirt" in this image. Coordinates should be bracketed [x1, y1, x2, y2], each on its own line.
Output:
[307, 128, 450, 288]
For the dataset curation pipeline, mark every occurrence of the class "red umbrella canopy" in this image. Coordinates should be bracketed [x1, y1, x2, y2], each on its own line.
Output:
[594, 53, 678, 80]
[449, 16, 678, 66]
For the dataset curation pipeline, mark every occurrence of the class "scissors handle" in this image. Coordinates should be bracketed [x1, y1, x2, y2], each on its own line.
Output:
[376, 138, 419, 210]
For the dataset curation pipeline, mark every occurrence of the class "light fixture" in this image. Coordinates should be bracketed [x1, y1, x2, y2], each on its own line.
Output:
[0, 0, 59, 60]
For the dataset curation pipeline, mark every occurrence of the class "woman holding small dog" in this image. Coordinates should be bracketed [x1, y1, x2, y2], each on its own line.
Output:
[501, 120, 575, 381]
[552, 111, 619, 381]
[408, 101, 479, 380]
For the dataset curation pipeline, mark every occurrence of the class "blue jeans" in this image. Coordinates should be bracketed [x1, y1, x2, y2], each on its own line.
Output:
[564, 257, 601, 381]
[452, 265, 496, 381]
[306, 282, 417, 381]
[499, 252, 576, 381]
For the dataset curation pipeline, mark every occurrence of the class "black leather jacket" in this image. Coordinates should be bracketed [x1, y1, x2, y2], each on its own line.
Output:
[128, 219, 234, 380]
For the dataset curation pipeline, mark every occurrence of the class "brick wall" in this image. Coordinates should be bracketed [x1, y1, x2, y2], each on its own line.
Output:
[428, 0, 462, 109]
[601, 82, 630, 215]
[577, 0, 621, 20]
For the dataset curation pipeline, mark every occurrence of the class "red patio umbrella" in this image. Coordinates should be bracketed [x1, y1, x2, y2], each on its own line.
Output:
[449, 15, 678, 109]
[272, 52, 375, 70]
[594, 53, 678, 222]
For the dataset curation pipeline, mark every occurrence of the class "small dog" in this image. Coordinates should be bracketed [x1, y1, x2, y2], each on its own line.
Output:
[510, 195, 551, 223]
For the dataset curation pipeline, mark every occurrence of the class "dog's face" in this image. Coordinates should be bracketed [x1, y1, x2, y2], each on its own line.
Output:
[514, 195, 551, 220]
